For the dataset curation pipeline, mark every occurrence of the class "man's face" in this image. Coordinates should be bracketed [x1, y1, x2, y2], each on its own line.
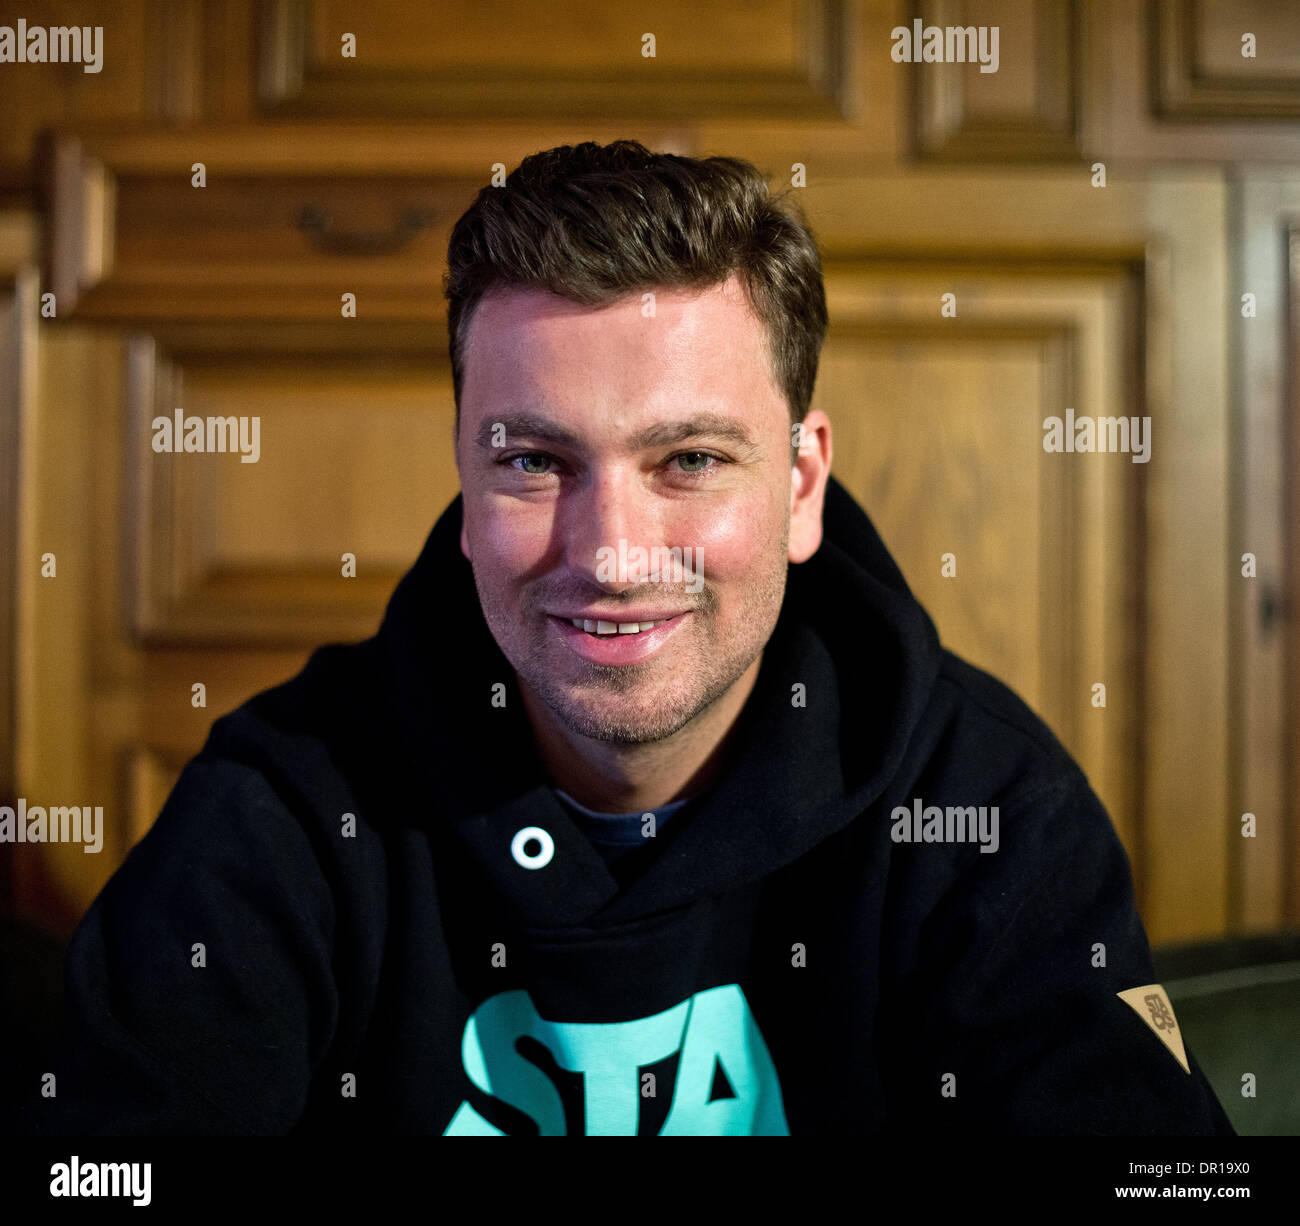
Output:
[455, 274, 811, 745]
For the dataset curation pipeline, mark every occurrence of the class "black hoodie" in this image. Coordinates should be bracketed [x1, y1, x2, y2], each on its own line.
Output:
[16, 475, 1235, 1135]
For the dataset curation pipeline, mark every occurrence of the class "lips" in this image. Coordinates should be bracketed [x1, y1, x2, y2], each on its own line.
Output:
[565, 616, 673, 636]
[548, 612, 689, 665]
[551, 609, 687, 626]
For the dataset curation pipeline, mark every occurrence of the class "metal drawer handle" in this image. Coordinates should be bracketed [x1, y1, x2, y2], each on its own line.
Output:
[296, 204, 438, 256]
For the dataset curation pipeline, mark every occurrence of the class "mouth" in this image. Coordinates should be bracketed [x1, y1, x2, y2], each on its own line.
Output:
[547, 612, 690, 665]
[562, 616, 676, 637]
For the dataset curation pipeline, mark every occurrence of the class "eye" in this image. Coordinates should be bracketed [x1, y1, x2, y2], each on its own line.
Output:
[671, 451, 724, 476]
[496, 450, 727, 479]
[499, 452, 557, 476]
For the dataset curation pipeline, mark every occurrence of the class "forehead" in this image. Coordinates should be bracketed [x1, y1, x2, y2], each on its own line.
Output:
[459, 274, 778, 417]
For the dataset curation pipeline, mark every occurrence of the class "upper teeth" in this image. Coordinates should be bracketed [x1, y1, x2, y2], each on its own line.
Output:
[569, 618, 670, 635]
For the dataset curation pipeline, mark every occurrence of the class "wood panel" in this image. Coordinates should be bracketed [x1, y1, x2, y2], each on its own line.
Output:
[1082, 0, 1300, 163]
[6, 0, 1289, 949]
[125, 335, 457, 643]
[1139, 177, 1231, 944]
[39, 127, 695, 319]
[259, 0, 856, 120]
[0, 1, 200, 180]
[0, 269, 38, 910]
[11, 324, 103, 933]
[1232, 171, 1300, 936]
[907, 0, 1081, 162]
[1154, 0, 1300, 120]
[1289, 223, 1300, 928]
[801, 168, 1232, 943]
[820, 264, 1141, 872]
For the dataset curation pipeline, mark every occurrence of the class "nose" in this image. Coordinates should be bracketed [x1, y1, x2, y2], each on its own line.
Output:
[564, 466, 658, 590]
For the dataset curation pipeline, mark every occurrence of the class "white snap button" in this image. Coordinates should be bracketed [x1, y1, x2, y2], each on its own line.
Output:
[510, 826, 554, 870]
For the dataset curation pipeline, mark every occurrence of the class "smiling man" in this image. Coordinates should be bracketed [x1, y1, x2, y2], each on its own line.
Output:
[18, 140, 1234, 1137]
[457, 274, 819, 818]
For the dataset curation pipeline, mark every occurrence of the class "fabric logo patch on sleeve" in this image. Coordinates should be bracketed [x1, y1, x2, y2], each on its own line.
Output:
[1116, 984, 1190, 1074]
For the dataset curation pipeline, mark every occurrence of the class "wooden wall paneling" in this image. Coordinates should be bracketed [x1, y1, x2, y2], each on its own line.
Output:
[1154, 0, 1300, 121]
[197, 0, 260, 120]
[0, 0, 202, 183]
[143, 0, 205, 124]
[38, 125, 702, 322]
[1082, 0, 1300, 163]
[76, 328, 143, 879]
[0, 211, 38, 269]
[14, 323, 108, 933]
[42, 121, 694, 178]
[819, 264, 1141, 873]
[42, 135, 114, 316]
[1288, 222, 1300, 929]
[1141, 176, 1231, 943]
[258, 0, 857, 122]
[0, 268, 38, 910]
[122, 744, 196, 848]
[802, 166, 1232, 943]
[693, 0, 903, 170]
[125, 331, 457, 644]
[802, 166, 1151, 254]
[908, 0, 1082, 162]
[1232, 171, 1300, 936]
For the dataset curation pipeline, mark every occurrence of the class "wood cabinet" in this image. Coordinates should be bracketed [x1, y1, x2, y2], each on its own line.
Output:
[2, 0, 1298, 943]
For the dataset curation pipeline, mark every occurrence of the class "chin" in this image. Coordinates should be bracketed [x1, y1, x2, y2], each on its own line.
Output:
[545, 685, 705, 745]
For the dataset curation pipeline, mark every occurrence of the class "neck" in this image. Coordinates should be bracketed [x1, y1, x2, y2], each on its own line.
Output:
[520, 655, 762, 813]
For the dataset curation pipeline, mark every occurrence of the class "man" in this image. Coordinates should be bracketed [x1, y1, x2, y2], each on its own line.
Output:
[19, 140, 1233, 1135]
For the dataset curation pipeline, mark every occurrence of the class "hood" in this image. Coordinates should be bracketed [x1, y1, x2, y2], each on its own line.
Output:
[376, 473, 943, 927]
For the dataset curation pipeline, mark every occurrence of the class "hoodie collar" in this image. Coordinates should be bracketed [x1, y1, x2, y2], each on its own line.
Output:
[377, 474, 942, 927]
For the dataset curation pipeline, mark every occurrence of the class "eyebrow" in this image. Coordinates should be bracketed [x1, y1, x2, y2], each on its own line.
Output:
[474, 411, 759, 453]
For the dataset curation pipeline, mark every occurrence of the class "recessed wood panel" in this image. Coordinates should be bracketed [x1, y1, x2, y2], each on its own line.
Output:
[1154, 0, 1300, 120]
[126, 337, 458, 644]
[908, 0, 1081, 161]
[260, 0, 855, 119]
[0, 0, 203, 179]
[71, 170, 468, 320]
[41, 129, 700, 321]
[821, 263, 1142, 869]
[0, 271, 37, 910]
[1084, 0, 1300, 162]
[820, 328, 1056, 708]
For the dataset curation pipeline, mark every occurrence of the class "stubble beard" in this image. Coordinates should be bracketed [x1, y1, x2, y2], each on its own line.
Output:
[471, 528, 790, 746]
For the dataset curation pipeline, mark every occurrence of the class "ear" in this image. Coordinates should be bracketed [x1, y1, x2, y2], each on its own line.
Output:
[788, 410, 832, 564]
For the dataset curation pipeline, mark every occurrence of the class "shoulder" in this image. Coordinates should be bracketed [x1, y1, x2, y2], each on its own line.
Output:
[126, 637, 400, 891]
[919, 648, 1087, 811]
[885, 648, 1125, 916]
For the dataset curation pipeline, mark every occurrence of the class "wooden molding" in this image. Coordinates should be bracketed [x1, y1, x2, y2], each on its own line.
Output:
[819, 258, 1145, 870]
[40, 135, 116, 316]
[1153, 0, 1300, 120]
[1288, 222, 1300, 925]
[0, 269, 38, 909]
[911, 0, 1082, 162]
[123, 331, 450, 645]
[122, 743, 192, 848]
[257, 0, 856, 120]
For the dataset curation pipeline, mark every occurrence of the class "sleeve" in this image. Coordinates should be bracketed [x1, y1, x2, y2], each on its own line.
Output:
[10, 757, 338, 1136]
[880, 771, 1237, 1135]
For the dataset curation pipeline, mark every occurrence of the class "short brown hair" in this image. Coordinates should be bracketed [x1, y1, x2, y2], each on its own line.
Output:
[444, 140, 828, 438]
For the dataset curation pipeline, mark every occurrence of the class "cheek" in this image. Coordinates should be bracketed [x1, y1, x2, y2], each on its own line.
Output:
[474, 503, 556, 578]
[685, 500, 778, 575]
